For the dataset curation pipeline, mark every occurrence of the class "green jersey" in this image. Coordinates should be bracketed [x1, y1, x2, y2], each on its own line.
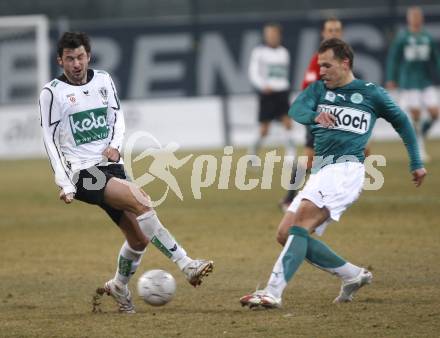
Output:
[289, 79, 423, 172]
[386, 29, 440, 89]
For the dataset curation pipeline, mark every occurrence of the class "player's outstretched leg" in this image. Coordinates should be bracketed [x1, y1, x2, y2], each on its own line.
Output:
[136, 210, 214, 287]
[104, 178, 214, 288]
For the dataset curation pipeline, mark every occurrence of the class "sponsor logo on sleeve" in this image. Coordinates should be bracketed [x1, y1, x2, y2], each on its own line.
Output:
[317, 104, 371, 134]
[69, 107, 109, 145]
[325, 91, 336, 102]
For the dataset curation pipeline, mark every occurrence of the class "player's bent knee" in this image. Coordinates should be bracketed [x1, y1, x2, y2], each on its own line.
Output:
[121, 180, 152, 211]
[276, 230, 288, 246]
[106, 178, 153, 215]
[129, 190, 152, 215]
[277, 212, 296, 245]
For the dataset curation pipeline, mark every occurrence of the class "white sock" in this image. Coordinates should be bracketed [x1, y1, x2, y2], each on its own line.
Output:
[136, 210, 191, 270]
[327, 262, 362, 282]
[114, 241, 146, 285]
[264, 235, 294, 299]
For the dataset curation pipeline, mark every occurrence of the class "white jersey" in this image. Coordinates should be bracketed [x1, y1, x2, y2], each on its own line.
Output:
[248, 44, 290, 92]
[39, 69, 125, 195]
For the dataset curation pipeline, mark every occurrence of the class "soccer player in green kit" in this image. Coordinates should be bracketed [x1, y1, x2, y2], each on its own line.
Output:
[240, 38, 427, 309]
[386, 6, 440, 161]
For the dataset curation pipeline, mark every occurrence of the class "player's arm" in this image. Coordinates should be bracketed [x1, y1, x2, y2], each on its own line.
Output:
[375, 86, 426, 186]
[39, 88, 76, 202]
[289, 81, 335, 126]
[385, 34, 403, 89]
[248, 47, 266, 92]
[104, 75, 125, 162]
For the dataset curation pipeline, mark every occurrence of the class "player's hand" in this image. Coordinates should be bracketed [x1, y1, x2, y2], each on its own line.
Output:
[386, 81, 397, 90]
[59, 190, 75, 204]
[412, 168, 427, 187]
[315, 112, 336, 128]
[103, 147, 120, 162]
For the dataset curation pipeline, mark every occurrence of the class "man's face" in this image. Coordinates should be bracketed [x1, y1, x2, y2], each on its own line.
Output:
[407, 8, 424, 33]
[322, 21, 343, 41]
[57, 46, 90, 85]
[318, 49, 348, 89]
[263, 26, 281, 48]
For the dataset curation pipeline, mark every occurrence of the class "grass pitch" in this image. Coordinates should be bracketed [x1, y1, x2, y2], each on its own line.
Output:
[1, 140, 439, 338]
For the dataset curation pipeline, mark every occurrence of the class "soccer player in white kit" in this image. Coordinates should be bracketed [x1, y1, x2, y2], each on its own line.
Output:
[248, 23, 296, 158]
[39, 32, 213, 313]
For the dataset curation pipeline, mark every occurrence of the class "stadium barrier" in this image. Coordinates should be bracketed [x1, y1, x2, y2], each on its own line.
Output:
[1, 94, 439, 159]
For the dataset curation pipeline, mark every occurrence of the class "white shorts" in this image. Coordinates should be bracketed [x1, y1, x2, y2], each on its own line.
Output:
[400, 86, 439, 111]
[287, 162, 365, 236]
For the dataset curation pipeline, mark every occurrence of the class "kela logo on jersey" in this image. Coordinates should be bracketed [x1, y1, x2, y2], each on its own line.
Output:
[99, 87, 108, 105]
[317, 104, 371, 134]
[69, 107, 109, 145]
[268, 65, 288, 78]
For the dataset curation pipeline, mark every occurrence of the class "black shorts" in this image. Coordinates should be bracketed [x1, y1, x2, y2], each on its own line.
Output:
[74, 164, 127, 225]
[258, 90, 290, 122]
[305, 125, 315, 149]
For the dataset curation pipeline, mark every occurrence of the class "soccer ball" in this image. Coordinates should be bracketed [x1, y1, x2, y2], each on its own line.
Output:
[137, 269, 176, 306]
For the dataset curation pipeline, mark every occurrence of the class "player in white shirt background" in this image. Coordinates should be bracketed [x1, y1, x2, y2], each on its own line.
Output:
[248, 23, 296, 159]
[39, 32, 213, 314]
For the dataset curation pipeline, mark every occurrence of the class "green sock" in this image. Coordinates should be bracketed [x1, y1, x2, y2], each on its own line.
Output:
[266, 226, 309, 299]
[305, 236, 362, 281]
[283, 226, 309, 281]
[306, 236, 346, 269]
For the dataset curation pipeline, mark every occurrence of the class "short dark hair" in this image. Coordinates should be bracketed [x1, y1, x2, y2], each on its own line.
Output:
[318, 38, 354, 69]
[57, 32, 91, 57]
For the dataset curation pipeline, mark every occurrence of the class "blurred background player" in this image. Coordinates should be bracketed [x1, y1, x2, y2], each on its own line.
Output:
[39, 32, 213, 314]
[240, 38, 426, 310]
[248, 23, 296, 161]
[386, 6, 440, 161]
